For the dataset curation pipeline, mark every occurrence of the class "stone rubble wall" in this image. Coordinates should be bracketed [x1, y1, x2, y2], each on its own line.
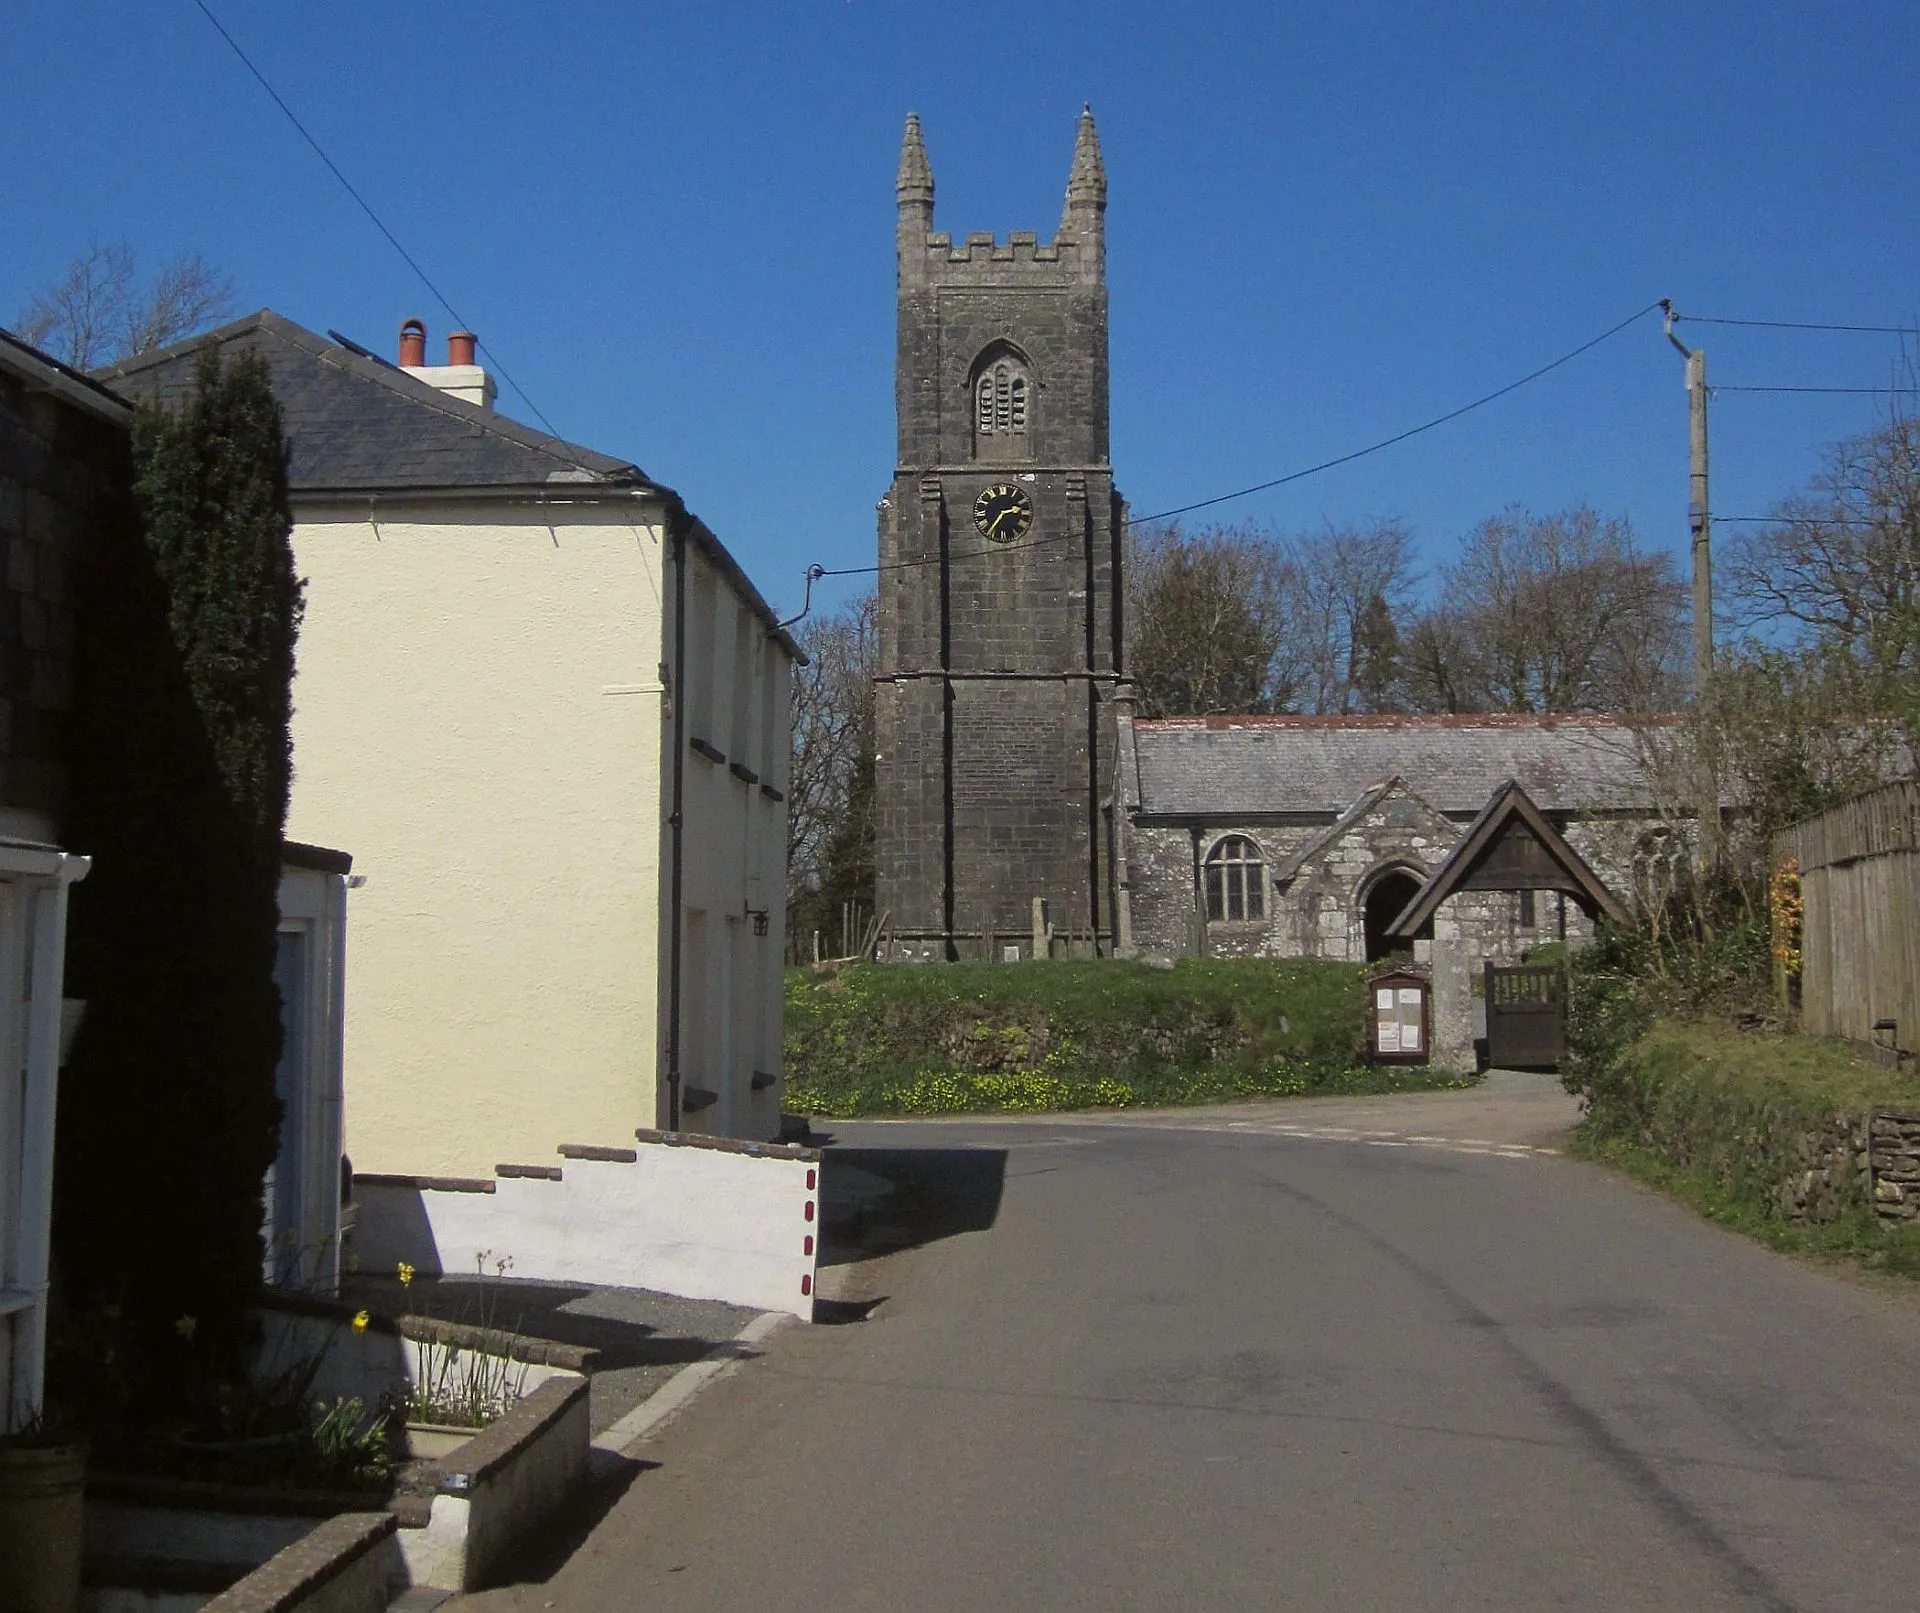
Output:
[1760, 1109, 1920, 1225]
[1868, 1112, 1920, 1222]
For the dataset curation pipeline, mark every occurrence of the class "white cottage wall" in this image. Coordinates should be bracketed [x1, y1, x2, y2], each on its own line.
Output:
[672, 552, 789, 1140]
[288, 503, 669, 1178]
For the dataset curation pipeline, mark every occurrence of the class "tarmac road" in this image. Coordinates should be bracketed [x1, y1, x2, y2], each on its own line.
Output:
[459, 1085, 1920, 1611]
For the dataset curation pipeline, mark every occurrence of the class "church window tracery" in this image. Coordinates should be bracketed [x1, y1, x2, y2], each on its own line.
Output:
[1204, 835, 1266, 922]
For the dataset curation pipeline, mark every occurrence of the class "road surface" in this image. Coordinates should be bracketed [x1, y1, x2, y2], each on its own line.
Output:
[461, 1083, 1920, 1611]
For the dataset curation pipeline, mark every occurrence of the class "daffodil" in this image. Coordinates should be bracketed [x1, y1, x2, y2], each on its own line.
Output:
[352, 1309, 371, 1334]
[397, 1262, 415, 1287]
[173, 1315, 196, 1341]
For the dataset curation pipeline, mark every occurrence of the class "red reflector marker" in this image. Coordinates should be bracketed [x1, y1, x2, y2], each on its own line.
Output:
[806, 1169, 816, 1190]
[804, 1201, 815, 1222]
[804, 1235, 814, 1256]
[800, 1273, 812, 1296]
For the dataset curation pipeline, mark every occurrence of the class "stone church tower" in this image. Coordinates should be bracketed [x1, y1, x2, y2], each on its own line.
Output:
[875, 109, 1126, 961]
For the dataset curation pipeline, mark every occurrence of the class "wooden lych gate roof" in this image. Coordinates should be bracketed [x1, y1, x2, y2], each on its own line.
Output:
[1386, 779, 1628, 940]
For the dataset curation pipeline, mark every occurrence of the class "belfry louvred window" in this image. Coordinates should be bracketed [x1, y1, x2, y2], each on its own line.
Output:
[977, 364, 1028, 435]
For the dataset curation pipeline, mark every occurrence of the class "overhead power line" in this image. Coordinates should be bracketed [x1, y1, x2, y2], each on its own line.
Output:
[1670, 312, 1916, 336]
[1127, 301, 1666, 526]
[190, 0, 560, 435]
[812, 300, 1671, 584]
[1715, 385, 1906, 395]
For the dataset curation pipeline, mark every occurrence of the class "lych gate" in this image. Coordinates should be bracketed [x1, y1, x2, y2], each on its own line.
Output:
[1387, 779, 1629, 1069]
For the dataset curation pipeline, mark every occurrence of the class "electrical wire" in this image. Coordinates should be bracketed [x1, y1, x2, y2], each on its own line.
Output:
[1715, 385, 1906, 395]
[189, 0, 560, 436]
[1670, 313, 1915, 336]
[813, 300, 1670, 582]
[1129, 301, 1664, 526]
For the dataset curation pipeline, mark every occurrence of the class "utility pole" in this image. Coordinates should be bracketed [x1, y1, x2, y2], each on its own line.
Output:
[1664, 301, 1717, 871]
[1663, 303, 1712, 688]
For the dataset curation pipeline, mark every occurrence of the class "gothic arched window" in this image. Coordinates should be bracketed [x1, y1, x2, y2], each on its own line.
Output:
[971, 348, 1034, 460]
[1204, 835, 1266, 922]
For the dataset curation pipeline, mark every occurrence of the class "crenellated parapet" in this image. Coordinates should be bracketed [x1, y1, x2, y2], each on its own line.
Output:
[920, 229, 1073, 268]
[896, 110, 1106, 288]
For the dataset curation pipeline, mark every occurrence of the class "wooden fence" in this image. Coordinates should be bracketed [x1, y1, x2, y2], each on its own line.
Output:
[1777, 781, 1920, 1055]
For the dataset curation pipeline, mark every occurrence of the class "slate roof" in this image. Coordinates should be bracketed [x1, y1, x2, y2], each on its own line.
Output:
[92, 312, 803, 657]
[94, 310, 649, 494]
[1129, 715, 1665, 818]
[0, 325, 134, 423]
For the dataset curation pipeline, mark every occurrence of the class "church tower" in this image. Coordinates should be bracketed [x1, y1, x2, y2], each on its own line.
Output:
[875, 109, 1126, 961]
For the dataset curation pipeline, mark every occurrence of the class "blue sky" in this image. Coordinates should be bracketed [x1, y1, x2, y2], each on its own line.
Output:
[7, 2, 1917, 619]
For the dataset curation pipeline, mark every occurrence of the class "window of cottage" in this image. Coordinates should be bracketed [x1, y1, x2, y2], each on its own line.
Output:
[1204, 835, 1266, 922]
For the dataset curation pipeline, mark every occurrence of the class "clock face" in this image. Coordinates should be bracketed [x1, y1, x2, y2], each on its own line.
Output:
[972, 483, 1034, 543]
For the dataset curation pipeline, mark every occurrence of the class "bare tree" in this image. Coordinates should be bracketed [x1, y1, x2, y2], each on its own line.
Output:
[1724, 410, 1920, 748]
[1408, 506, 1686, 714]
[1286, 520, 1419, 713]
[14, 240, 236, 369]
[786, 593, 877, 952]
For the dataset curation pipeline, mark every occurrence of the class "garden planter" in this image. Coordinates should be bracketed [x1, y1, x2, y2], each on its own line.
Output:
[400, 1420, 479, 1461]
[0, 1440, 87, 1613]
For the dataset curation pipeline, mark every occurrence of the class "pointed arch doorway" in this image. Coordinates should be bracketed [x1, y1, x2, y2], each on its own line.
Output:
[1363, 866, 1427, 962]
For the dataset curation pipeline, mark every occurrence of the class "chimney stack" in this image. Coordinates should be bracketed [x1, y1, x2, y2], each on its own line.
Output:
[396, 319, 496, 412]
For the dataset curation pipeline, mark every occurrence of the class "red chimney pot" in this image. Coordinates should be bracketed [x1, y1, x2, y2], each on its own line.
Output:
[398, 319, 426, 367]
[447, 331, 477, 366]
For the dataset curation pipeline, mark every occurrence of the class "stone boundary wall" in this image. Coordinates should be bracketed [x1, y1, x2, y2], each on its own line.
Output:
[1767, 1109, 1920, 1225]
[1868, 1112, 1920, 1222]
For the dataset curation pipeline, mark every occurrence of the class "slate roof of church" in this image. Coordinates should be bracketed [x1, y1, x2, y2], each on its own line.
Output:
[1129, 715, 1664, 818]
[95, 310, 647, 493]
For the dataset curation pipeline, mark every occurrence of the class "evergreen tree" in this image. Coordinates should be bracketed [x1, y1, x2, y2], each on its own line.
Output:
[1348, 591, 1404, 713]
[55, 345, 302, 1411]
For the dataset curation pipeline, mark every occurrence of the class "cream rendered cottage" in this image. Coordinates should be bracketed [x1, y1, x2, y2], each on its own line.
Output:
[104, 314, 797, 1178]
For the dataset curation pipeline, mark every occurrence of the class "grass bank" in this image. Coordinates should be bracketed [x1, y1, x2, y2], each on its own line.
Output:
[1568, 1017, 1920, 1278]
[783, 957, 1475, 1118]
[1571, 1128, 1920, 1278]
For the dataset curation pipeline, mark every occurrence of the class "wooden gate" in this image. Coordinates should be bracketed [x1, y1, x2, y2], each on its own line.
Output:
[1484, 963, 1566, 1069]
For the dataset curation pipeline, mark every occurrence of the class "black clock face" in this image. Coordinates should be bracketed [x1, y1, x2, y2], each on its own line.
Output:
[973, 483, 1034, 543]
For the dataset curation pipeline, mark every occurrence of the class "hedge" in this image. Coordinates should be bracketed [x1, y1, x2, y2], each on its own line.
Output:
[783, 957, 1473, 1117]
[1568, 1017, 1917, 1223]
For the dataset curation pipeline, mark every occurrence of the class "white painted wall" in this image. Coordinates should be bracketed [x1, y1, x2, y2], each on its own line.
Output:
[669, 547, 791, 1140]
[354, 1136, 821, 1319]
[288, 500, 670, 1177]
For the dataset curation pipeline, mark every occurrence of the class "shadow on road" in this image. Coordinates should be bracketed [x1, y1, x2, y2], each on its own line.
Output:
[818, 1146, 1008, 1267]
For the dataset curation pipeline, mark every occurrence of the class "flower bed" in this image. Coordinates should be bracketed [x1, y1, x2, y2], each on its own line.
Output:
[82, 1291, 595, 1604]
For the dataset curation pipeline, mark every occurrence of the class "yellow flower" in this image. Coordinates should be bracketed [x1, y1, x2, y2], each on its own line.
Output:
[352, 1309, 371, 1334]
[173, 1315, 197, 1341]
[396, 1262, 415, 1287]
